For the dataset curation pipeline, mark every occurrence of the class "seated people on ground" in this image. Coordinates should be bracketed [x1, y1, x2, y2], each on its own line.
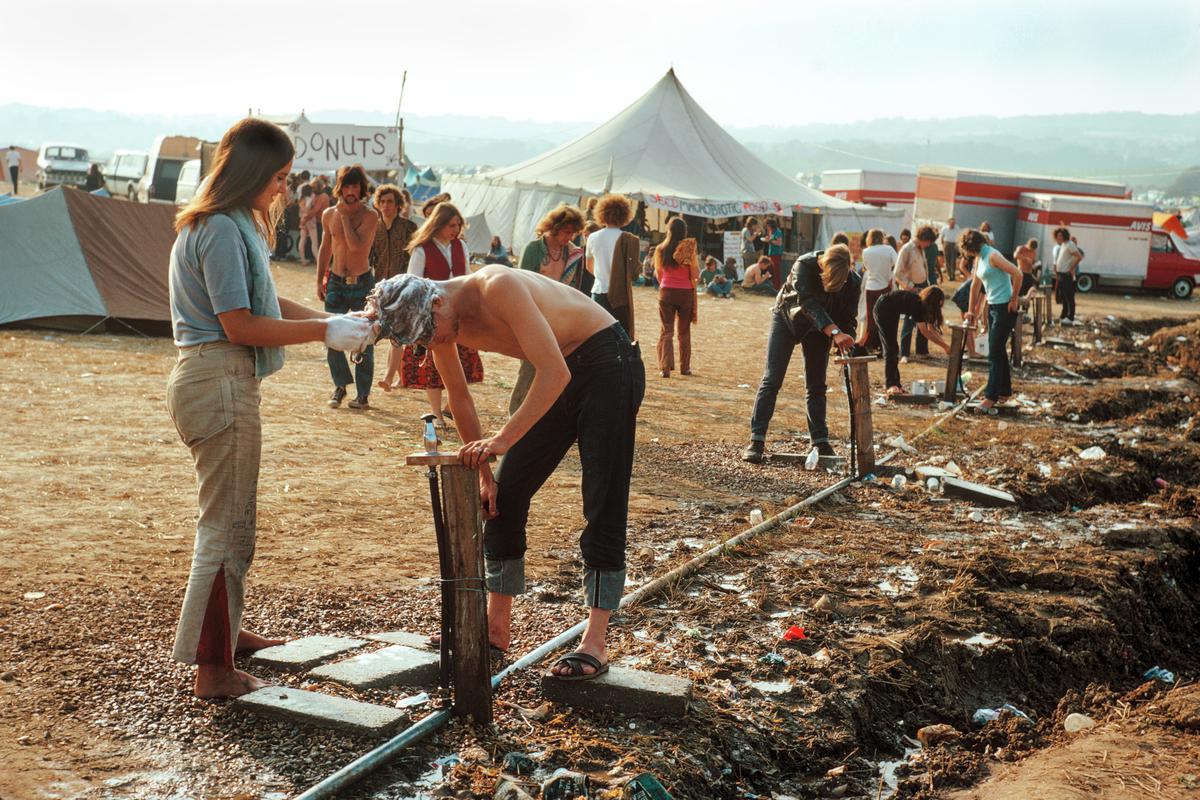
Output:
[742, 256, 776, 294]
[701, 256, 732, 297]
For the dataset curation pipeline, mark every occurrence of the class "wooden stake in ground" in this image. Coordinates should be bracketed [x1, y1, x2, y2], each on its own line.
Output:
[1032, 294, 1044, 344]
[1012, 309, 1024, 368]
[944, 323, 970, 402]
[404, 453, 492, 724]
[836, 355, 875, 477]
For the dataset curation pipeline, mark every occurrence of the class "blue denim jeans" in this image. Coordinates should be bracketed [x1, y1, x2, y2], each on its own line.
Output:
[484, 324, 645, 610]
[324, 273, 375, 399]
[749, 310, 832, 446]
[985, 303, 1017, 401]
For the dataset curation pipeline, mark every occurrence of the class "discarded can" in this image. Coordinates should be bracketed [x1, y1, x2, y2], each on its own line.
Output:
[891, 474, 907, 490]
[749, 508, 764, 525]
[926, 477, 941, 493]
[624, 773, 673, 799]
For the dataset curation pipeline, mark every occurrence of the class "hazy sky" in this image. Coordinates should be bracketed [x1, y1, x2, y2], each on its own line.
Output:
[9, 0, 1199, 126]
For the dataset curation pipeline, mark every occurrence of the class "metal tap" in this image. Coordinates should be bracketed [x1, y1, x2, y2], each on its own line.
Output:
[421, 413, 439, 454]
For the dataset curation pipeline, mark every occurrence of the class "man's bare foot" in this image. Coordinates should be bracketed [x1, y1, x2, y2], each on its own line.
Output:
[236, 630, 285, 653]
[549, 642, 607, 677]
[194, 666, 270, 699]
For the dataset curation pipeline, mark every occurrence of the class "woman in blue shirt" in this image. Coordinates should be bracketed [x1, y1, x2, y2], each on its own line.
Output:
[961, 228, 1022, 413]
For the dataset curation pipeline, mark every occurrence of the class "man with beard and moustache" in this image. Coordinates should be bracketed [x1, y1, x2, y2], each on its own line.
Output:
[317, 164, 379, 409]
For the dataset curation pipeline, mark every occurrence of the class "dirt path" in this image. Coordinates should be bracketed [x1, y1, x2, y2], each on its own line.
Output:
[1, 262, 1197, 799]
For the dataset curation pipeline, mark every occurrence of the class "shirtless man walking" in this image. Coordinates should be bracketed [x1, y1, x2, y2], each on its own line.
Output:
[367, 266, 645, 679]
[317, 164, 379, 409]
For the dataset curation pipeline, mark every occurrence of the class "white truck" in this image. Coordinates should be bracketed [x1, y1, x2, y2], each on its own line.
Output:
[1014, 193, 1200, 299]
[36, 142, 91, 190]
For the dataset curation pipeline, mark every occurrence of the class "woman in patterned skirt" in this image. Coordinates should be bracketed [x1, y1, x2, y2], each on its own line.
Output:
[402, 201, 483, 427]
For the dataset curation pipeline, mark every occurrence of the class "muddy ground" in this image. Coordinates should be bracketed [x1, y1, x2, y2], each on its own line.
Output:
[1, 264, 1198, 799]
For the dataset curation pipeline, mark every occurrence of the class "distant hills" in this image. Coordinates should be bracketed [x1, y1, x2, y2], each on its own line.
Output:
[2, 104, 1196, 193]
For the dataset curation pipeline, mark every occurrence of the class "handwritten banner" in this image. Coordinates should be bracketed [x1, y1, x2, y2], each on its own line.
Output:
[284, 121, 400, 172]
[643, 193, 790, 219]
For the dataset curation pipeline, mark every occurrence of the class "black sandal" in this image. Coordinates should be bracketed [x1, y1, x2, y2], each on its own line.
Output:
[547, 651, 609, 681]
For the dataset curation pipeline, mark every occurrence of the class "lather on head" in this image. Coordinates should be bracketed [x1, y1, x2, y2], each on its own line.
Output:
[365, 273, 444, 346]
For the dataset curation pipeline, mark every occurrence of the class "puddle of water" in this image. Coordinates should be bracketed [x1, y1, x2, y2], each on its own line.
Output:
[960, 632, 1001, 652]
[877, 565, 919, 597]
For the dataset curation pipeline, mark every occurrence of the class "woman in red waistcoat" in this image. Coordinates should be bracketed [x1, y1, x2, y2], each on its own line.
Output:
[401, 201, 484, 427]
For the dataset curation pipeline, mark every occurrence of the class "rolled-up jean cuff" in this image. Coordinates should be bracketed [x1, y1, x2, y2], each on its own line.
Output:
[583, 567, 625, 610]
[485, 557, 525, 596]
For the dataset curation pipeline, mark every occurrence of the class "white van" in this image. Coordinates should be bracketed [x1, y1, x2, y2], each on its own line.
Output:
[174, 159, 202, 205]
[36, 142, 91, 190]
[103, 150, 148, 201]
[137, 135, 203, 203]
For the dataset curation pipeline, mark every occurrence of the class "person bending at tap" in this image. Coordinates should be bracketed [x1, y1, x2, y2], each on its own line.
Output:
[742, 244, 861, 464]
[365, 267, 645, 680]
[872, 286, 951, 396]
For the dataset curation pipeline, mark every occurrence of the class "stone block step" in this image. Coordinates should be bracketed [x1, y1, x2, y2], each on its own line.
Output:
[942, 477, 1016, 508]
[236, 686, 404, 735]
[249, 635, 367, 671]
[309, 644, 440, 689]
[542, 665, 691, 718]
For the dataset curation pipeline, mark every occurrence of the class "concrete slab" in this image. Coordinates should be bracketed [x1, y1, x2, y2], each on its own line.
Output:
[1041, 337, 1079, 350]
[236, 686, 405, 735]
[249, 635, 367, 671]
[363, 631, 431, 649]
[915, 466, 955, 480]
[942, 477, 1016, 508]
[890, 393, 938, 405]
[542, 665, 692, 718]
[309, 644, 440, 689]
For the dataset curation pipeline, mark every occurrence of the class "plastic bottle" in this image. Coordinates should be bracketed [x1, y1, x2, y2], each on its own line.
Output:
[891, 474, 907, 489]
[804, 448, 820, 471]
[926, 477, 941, 493]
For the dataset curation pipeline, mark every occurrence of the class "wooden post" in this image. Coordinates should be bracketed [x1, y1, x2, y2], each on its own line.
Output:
[1042, 285, 1054, 327]
[944, 323, 969, 402]
[836, 355, 875, 477]
[1011, 308, 1024, 368]
[405, 453, 492, 724]
[1031, 294, 1043, 344]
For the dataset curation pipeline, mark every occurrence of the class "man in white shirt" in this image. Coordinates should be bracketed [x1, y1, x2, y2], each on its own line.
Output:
[857, 229, 895, 351]
[893, 226, 935, 358]
[1052, 226, 1081, 323]
[939, 216, 960, 280]
[6, 146, 21, 194]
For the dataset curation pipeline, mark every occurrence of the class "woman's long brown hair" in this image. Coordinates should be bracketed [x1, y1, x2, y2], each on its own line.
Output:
[656, 216, 688, 268]
[408, 201, 465, 254]
[175, 118, 294, 248]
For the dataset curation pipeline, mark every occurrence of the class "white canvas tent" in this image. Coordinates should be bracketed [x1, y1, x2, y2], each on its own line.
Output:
[444, 69, 900, 249]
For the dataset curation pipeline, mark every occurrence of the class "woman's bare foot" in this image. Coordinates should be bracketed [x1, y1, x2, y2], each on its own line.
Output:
[979, 398, 996, 410]
[194, 666, 270, 699]
[236, 630, 285, 653]
[426, 632, 509, 653]
[886, 385, 905, 396]
[378, 379, 393, 392]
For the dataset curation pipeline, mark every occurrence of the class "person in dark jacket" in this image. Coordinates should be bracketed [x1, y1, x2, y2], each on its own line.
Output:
[742, 244, 861, 463]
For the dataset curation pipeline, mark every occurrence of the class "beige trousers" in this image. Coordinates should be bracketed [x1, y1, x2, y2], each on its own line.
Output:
[165, 342, 262, 666]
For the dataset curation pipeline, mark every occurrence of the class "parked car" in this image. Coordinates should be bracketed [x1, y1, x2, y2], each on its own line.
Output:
[36, 142, 91, 190]
[137, 134, 203, 203]
[174, 159, 202, 205]
[103, 150, 148, 201]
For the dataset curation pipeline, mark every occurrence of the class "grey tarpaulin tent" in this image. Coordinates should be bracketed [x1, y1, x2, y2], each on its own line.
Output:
[444, 69, 901, 249]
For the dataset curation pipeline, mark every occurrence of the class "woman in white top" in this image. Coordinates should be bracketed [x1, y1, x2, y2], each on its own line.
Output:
[856, 228, 896, 351]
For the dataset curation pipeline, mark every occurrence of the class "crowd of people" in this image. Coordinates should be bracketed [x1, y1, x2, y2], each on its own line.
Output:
[163, 115, 1096, 698]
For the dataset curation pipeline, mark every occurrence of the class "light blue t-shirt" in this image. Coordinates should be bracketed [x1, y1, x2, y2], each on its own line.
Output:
[169, 215, 255, 346]
[975, 244, 1013, 305]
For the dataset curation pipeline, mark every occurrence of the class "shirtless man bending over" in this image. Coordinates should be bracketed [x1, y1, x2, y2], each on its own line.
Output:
[317, 164, 380, 409]
[367, 266, 646, 679]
